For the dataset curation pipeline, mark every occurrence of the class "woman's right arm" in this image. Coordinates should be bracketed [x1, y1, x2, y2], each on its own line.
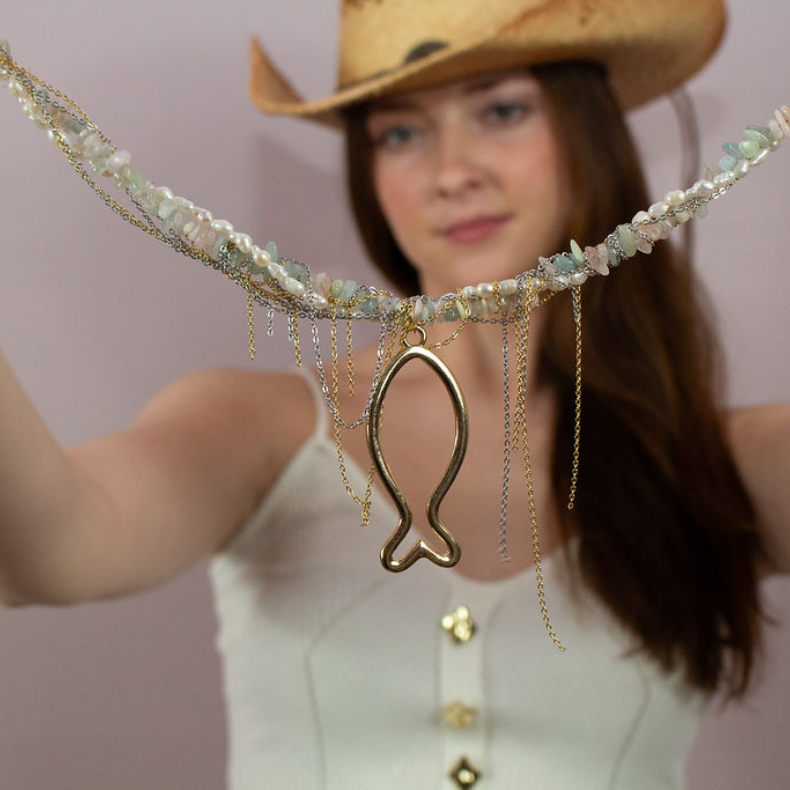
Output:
[0, 349, 291, 607]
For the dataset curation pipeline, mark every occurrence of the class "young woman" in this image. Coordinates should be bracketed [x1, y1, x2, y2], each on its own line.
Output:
[1, 0, 788, 787]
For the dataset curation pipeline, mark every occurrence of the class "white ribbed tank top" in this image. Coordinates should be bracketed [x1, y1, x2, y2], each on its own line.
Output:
[209, 370, 708, 789]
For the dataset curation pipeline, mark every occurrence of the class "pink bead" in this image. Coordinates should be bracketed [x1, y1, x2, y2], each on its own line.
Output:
[585, 245, 608, 276]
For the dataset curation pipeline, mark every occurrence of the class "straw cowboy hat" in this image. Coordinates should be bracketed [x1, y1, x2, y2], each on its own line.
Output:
[249, 0, 726, 128]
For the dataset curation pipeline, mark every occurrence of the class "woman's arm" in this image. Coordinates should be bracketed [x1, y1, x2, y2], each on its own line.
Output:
[728, 403, 790, 575]
[0, 352, 290, 606]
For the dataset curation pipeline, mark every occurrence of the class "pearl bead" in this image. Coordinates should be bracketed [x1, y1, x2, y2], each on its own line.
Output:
[664, 190, 686, 207]
[462, 285, 476, 300]
[194, 208, 213, 224]
[499, 279, 518, 296]
[283, 277, 306, 297]
[712, 171, 735, 187]
[570, 271, 588, 286]
[733, 159, 750, 179]
[476, 282, 494, 297]
[267, 262, 285, 280]
[230, 232, 253, 254]
[252, 247, 272, 266]
[648, 201, 669, 219]
[210, 219, 234, 236]
[632, 210, 651, 225]
[749, 148, 770, 167]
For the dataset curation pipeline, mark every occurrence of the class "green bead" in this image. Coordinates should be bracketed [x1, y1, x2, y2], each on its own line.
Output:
[339, 280, 357, 302]
[743, 128, 770, 147]
[617, 225, 638, 257]
[722, 142, 741, 159]
[265, 241, 278, 264]
[569, 239, 585, 266]
[608, 245, 619, 267]
[330, 279, 344, 298]
[555, 254, 577, 273]
[738, 139, 760, 159]
[719, 155, 737, 172]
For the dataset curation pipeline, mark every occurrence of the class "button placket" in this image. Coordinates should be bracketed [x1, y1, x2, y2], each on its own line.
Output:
[439, 576, 506, 787]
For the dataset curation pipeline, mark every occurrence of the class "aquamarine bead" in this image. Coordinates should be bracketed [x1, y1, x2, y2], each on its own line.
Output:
[555, 255, 577, 273]
[722, 142, 741, 159]
[607, 245, 619, 267]
[339, 279, 357, 302]
[330, 279, 344, 298]
[747, 124, 773, 139]
[719, 155, 737, 172]
[265, 241, 278, 264]
[363, 297, 378, 315]
[569, 239, 585, 266]
[743, 128, 770, 148]
[738, 139, 760, 159]
[617, 225, 638, 257]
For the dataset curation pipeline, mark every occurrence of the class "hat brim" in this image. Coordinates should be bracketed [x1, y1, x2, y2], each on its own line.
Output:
[249, 0, 726, 128]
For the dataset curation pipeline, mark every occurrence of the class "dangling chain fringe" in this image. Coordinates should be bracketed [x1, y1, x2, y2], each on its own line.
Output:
[567, 287, 583, 511]
[247, 292, 256, 361]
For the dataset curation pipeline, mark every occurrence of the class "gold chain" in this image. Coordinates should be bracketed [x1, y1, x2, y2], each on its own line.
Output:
[292, 306, 302, 367]
[346, 319, 355, 396]
[514, 303, 566, 651]
[330, 307, 377, 525]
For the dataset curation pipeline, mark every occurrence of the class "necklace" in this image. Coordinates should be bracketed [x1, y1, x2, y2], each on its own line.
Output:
[2, 39, 787, 649]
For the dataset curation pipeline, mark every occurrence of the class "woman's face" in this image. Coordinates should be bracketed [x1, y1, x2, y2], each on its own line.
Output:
[366, 70, 569, 294]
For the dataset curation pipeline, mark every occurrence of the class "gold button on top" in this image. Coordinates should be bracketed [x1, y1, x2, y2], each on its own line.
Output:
[442, 700, 478, 729]
[450, 756, 481, 788]
[441, 604, 477, 644]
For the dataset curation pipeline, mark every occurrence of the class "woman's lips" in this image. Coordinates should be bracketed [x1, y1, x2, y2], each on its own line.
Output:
[441, 214, 511, 244]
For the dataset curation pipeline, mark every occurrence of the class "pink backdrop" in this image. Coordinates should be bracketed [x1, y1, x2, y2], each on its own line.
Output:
[1, 1, 788, 787]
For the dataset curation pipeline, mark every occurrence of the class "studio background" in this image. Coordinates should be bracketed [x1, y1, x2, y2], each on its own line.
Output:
[0, 1, 788, 787]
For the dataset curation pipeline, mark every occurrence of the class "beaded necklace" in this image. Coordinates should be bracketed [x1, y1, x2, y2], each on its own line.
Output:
[2, 39, 787, 649]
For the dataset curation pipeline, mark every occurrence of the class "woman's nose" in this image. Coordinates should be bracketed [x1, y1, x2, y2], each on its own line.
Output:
[432, 124, 485, 197]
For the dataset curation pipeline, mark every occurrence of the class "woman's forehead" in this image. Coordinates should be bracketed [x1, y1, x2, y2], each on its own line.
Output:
[368, 68, 539, 113]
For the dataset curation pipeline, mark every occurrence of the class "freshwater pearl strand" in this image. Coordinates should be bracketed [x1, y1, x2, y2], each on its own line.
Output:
[1, 39, 788, 329]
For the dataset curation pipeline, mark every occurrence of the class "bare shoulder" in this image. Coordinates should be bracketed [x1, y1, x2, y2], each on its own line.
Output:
[726, 403, 790, 575]
[142, 365, 320, 494]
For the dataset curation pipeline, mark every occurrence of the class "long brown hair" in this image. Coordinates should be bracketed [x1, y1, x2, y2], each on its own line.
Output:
[342, 62, 765, 696]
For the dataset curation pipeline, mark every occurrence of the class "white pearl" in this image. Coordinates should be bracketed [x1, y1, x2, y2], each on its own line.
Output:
[648, 201, 669, 219]
[230, 232, 253, 254]
[712, 171, 735, 187]
[570, 271, 588, 286]
[664, 190, 686, 207]
[194, 207, 213, 224]
[267, 262, 285, 280]
[734, 160, 751, 179]
[173, 197, 195, 211]
[781, 105, 790, 124]
[210, 219, 234, 236]
[499, 279, 518, 296]
[252, 247, 272, 266]
[310, 295, 329, 309]
[462, 285, 476, 300]
[476, 282, 495, 297]
[632, 210, 651, 224]
[283, 277, 306, 297]
[749, 148, 770, 167]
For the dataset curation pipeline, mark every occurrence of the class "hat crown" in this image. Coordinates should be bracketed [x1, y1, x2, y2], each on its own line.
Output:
[338, 0, 551, 88]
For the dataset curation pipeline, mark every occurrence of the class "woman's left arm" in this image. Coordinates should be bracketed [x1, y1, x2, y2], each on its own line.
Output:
[728, 404, 790, 575]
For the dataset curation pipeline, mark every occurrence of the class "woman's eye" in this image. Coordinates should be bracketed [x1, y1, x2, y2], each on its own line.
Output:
[373, 125, 418, 149]
[485, 101, 531, 124]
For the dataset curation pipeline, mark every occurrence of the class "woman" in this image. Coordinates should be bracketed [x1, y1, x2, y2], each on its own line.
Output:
[1, 0, 788, 787]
